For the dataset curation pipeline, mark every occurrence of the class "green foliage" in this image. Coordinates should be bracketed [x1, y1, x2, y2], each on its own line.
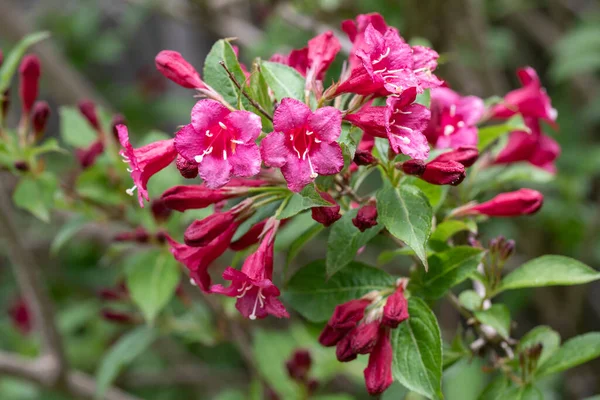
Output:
[0, 32, 50, 92]
[536, 333, 600, 377]
[277, 185, 332, 219]
[59, 106, 98, 148]
[12, 173, 57, 222]
[259, 60, 306, 101]
[474, 304, 512, 339]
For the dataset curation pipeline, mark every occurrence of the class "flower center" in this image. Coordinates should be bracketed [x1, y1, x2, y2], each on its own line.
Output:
[440, 105, 466, 137]
[236, 283, 266, 321]
[288, 127, 320, 178]
[194, 121, 243, 163]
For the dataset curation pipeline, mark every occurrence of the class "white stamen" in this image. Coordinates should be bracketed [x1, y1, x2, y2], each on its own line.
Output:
[314, 138, 321, 143]
[125, 185, 137, 196]
[372, 47, 391, 64]
[395, 125, 414, 133]
[457, 121, 465, 128]
[231, 139, 244, 144]
[190, 278, 196, 286]
[194, 146, 213, 163]
[205, 130, 213, 137]
[373, 67, 388, 75]
[306, 130, 314, 136]
[394, 109, 412, 115]
[223, 150, 227, 160]
[397, 136, 411, 144]
[302, 148, 309, 161]
[450, 104, 456, 117]
[443, 125, 455, 136]
[249, 288, 266, 320]
[290, 134, 294, 141]
[218, 122, 227, 130]
[126, 168, 133, 173]
[307, 155, 318, 179]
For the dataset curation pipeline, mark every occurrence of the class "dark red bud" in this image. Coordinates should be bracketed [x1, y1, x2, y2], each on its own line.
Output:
[364, 329, 393, 395]
[19, 55, 41, 115]
[150, 198, 172, 223]
[401, 159, 426, 176]
[78, 100, 100, 131]
[75, 140, 105, 169]
[114, 228, 150, 243]
[1, 89, 9, 118]
[101, 309, 134, 324]
[352, 204, 378, 232]
[350, 321, 381, 354]
[8, 298, 32, 335]
[307, 379, 319, 394]
[311, 191, 342, 227]
[111, 114, 126, 141]
[285, 349, 312, 381]
[161, 185, 237, 212]
[31, 101, 50, 138]
[155, 50, 205, 89]
[176, 155, 198, 179]
[353, 149, 377, 166]
[184, 212, 236, 247]
[382, 287, 409, 328]
[336, 333, 358, 362]
[420, 160, 466, 186]
[433, 146, 479, 167]
[14, 160, 29, 172]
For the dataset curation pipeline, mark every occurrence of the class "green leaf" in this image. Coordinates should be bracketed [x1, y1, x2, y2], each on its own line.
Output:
[404, 176, 449, 211]
[503, 384, 543, 400]
[286, 222, 324, 267]
[518, 326, 560, 366]
[12, 173, 57, 222]
[326, 209, 383, 277]
[430, 220, 477, 242]
[376, 185, 433, 269]
[277, 185, 331, 220]
[496, 255, 600, 294]
[59, 106, 98, 148]
[458, 290, 482, 311]
[536, 332, 600, 377]
[474, 304, 511, 339]
[284, 260, 394, 322]
[469, 163, 553, 196]
[338, 124, 363, 170]
[50, 216, 88, 255]
[377, 247, 417, 265]
[443, 334, 469, 369]
[95, 326, 157, 399]
[478, 114, 527, 152]
[168, 303, 217, 346]
[259, 61, 305, 102]
[248, 60, 273, 130]
[203, 39, 251, 109]
[411, 247, 485, 299]
[392, 297, 443, 400]
[126, 250, 181, 323]
[477, 375, 510, 400]
[0, 31, 50, 92]
[27, 138, 67, 158]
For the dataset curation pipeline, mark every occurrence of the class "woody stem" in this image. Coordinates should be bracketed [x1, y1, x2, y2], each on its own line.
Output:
[219, 62, 273, 122]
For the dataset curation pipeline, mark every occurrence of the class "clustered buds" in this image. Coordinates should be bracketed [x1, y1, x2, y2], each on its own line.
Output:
[352, 204, 378, 232]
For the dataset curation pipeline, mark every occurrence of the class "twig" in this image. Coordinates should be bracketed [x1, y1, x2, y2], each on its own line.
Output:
[219, 61, 273, 122]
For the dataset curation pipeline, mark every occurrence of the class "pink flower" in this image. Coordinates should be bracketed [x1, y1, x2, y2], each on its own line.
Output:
[345, 87, 431, 159]
[335, 25, 441, 97]
[319, 299, 371, 346]
[402, 159, 466, 186]
[155, 50, 206, 90]
[306, 31, 341, 83]
[19, 55, 41, 115]
[184, 205, 248, 246]
[211, 226, 289, 320]
[261, 98, 343, 191]
[175, 100, 262, 188]
[166, 224, 238, 292]
[492, 67, 557, 124]
[425, 87, 485, 149]
[458, 188, 544, 217]
[117, 124, 178, 207]
[364, 328, 393, 395]
[342, 13, 389, 71]
[495, 118, 560, 173]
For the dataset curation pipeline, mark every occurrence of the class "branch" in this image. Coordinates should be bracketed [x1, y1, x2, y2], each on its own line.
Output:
[219, 61, 273, 122]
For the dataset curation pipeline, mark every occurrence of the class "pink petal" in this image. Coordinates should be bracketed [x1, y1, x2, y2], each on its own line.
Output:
[198, 155, 233, 188]
[311, 142, 344, 175]
[229, 144, 261, 177]
[308, 106, 342, 143]
[388, 124, 430, 159]
[435, 127, 478, 149]
[174, 123, 207, 162]
[273, 98, 311, 133]
[280, 156, 313, 192]
[191, 100, 230, 133]
[260, 132, 288, 168]
[457, 96, 485, 126]
[225, 110, 262, 143]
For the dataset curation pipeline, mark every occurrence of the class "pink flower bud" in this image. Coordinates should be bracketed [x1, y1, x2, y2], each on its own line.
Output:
[75, 140, 105, 169]
[150, 198, 172, 223]
[184, 211, 237, 247]
[319, 299, 371, 347]
[420, 160, 466, 186]
[19, 55, 41, 115]
[8, 298, 32, 335]
[432, 146, 479, 167]
[114, 227, 150, 243]
[311, 191, 342, 227]
[401, 159, 426, 176]
[285, 349, 312, 381]
[350, 321, 380, 354]
[31, 101, 50, 138]
[382, 287, 409, 328]
[465, 188, 543, 217]
[161, 185, 238, 212]
[78, 99, 100, 131]
[336, 333, 358, 362]
[155, 50, 205, 89]
[111, 114, 126, 141]
[13, 160, 29, 172]
[176, 155, 198, 179]
[352, 204, 378, 232]
[101, 309, 135, 324]
[353, 149, 377, 166]
[364, 329, 393, 395]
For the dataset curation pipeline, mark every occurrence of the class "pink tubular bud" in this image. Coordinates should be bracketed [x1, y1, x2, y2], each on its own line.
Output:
[176, 155, 199, 179]
[420, 160, 466, 186]
[350, 321, 381, 354]
[382, 287, 409, 328]
[364, 328, 393, 395]
[285, 349, 312, 381]
[464, 188, 543, 217]
[432, 146, 479, 167]
[155, 50, 205, 89]
[101, 309, 134, 324]
[401, 159, 426, 176]
[161, 185, 238, 212]
[111, 114, 126, 141]
[229, 220, 266, 251]
[352, 204, 378, 232]
[114, 227, 150, 243]
[31, 101, 50, 138]
[150, 198, 172, 223]
[319, 298, 371, 347]
[184, 211, 237, 247]
[353, 149, 377, 166]
[336, 334, 358, 362]
[78, 100, 100, 131]
[19, 55, 41, 115]
[311, 191, 342, 227]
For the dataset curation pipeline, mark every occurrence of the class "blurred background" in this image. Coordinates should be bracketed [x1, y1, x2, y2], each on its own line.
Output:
[1, 0, 599, 399]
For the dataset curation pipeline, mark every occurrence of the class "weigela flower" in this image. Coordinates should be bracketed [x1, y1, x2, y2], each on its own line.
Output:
[319, 298, 371, 346]
[334, 24, 441, 97]
[342, 13, 389, 71]
[492, 67, 557, 124]
[261, 98, 343, 192]
[305, 31, 341, 83]
[494, 117, 560, 173]
[230, 220, 267, 251]
[117, 124, 178, 207]
[167, 224, 238, 292]
[75, 140, 105, 169]
[184, 206, 245, 247]
[311, 191, 342, 227]
[155, 50, 206, 90]
[352, 204, 378, 232]
[432, 146, 479, 168]
[19, 54, 41, 115]
[211, 225, 289, 320]
[402, 159, 466, 186]
[459, 188, 544, 217]
[424, 87, 485, 149]
[364, 328, 393, 395]
[78, 100, 101, 131]
[175, 100, 262, 188]
[350, 320, 380, 354]
[345, 87, 431, 159]
[382, 286, 409, 328]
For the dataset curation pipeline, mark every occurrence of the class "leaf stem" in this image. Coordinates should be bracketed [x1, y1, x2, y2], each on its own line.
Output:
[219, 61, 273, 122]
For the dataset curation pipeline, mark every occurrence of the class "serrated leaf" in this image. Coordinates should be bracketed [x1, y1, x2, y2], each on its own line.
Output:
[496, 255, 600, 294]
[478, 114, 527, 152]
[536, 332, 600, 377]
[404, 176, 449, 211]
[338, 124, 363, 170]
[376, 185, 432, 269]
[259, 61, 305, 101]
[518, 326, 560, 366]
[95, 326, 157, 399]
[126, 250, 180, 323]
[12, 173, 57, 222]
[59, 106, 98, 148]
[392, 297, 443, 400]
[410, 246, 484, 299]
[284, 260, 394, 322]
[326, 209, 383, 277]
[474, 304, 511, 339]
[277, 185, 331, 220]
[0, 31, 50, 92]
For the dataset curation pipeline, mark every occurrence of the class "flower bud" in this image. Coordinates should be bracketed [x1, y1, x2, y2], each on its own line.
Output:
[1, 89, 9, 119]
[382, 287, 409, 328]
[75, 140, 105, 169]
[285, 349, 312, 381]
[13, 160, 29, 172]
[19, 55, 41, 115]
[311, 191, 342, 227]
[230, 220, 266, 251]
[8, 298, 32, 335]
[353, 149, 377, 166]
[352, 204, 378, 232]
[78, 99, 100, 131]
[0, 49, 3, 67]
[111, 114, 126, 141]
[150, 198, 172, 223]
[161, 185, 237, 212]
[462, 188, 543, 217]
[155, 50, 205, 89]
[350, 321, 380, 354]
[114, 227, 150, 243]
[364, 329, 393, 395]
[336, 334, 358, 362]
[101, 309, 134, 324]
[421, 161, 466, 186]
[176, 155, 199, 179]
[184, 211, 236, 247]
[319, 298, 371, 347]
[432, 146, 479, 167]
[400, 159, 426, 176]
[31, 101, 50, 139]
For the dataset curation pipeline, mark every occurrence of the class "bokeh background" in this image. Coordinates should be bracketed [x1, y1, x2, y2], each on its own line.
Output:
[1, 0, 599, 399]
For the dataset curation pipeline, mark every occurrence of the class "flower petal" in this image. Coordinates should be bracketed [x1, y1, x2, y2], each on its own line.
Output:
[174, 123, 207, 162]
[229, 144, 261, 177]
[273, 98, 311, 133]
[191, 100, 230, 133]
[225, 110, 262, 143]
[280, 156, 313, 192]
[260, 132, 288, 168]
[311, 142, 344, 175]
[308, 106, 342, 143]
[198, 155, 233, 188]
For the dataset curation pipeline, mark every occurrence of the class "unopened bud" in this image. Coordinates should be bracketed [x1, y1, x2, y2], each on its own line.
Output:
[31, 101, 50, 139]
[1, 89, 9, 118]
[150, 198, 172, 223]
[14, 160, 29, 172]
[400, 159, 426, 176]
[382, 286, 409, 328]
[184, 211, 236, 247]
[353, 149, 377, 166]
[19, 55, 41, 115]
[311, 191, 342, 227]
[421, 160, 466, 186]
[432, 146, 479, 167]
[75, 140, 104, 169]
[285, 349, 312, 381]
[352, 204, 378, 232]
[155, 50, 205, 89]
[350, 321, 380, 354]
[111, 114, 126, 141]
[176, 155, 198, 179]
[78, 100, 100, 131]
[336, 334, 358, 362]
[460, 189, 543, 217]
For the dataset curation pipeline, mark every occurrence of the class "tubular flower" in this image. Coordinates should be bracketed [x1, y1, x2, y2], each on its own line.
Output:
[364, 328, 394, 395]
[305, 31, 341, 83]
[345, 87, 431, 159]
[458, 188, 544, 217]
[19, 54, 41, 115]
[432, 146, 479, 168]
[75, 140, 105, 169]
[117, 124, 178, 207]
[382, 286, 409, 328]
[494, 117, 560, 173]
[424, 87, 485, 149]
[78, 100, 101, 131]
[261, 98, 343, 192]
[211, 224, 289, 320]
[184, 203, 248, 247]
[175, 100, 262, 188]
[155, 50, 206, 90]
[319, 299, 371, 346]
[341, 13, 389, 71]
[270, 49, 309, 77]
[492, 67, 557, 124]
